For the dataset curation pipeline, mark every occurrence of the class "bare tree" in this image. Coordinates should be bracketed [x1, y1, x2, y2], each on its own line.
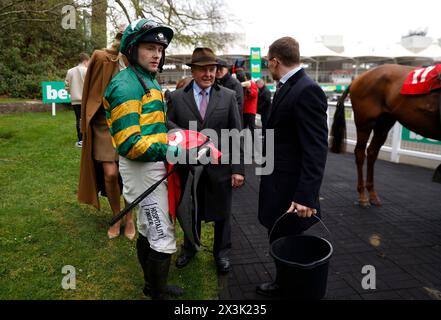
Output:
[91, 0, 108, 48]
[111, 0, 239, 50]
[0, 0, 239, 50]
[0, 0, 67, 29]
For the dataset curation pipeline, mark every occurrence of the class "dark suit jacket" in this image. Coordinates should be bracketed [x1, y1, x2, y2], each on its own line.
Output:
[217, 73, 244, 120]
[167, 80, 244, 221]
[257, 85, 271, 115]
[258, 69, 328, 232]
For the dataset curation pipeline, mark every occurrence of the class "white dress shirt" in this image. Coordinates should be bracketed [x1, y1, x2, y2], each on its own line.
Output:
[279, 66, 303, 86]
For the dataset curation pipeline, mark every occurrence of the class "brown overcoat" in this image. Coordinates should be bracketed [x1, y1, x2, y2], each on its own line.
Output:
[77, 48, 128, 209]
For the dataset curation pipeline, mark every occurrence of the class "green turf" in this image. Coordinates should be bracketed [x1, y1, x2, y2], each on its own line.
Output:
[0, 110, 218, 300]
[0, 98, 38, 103]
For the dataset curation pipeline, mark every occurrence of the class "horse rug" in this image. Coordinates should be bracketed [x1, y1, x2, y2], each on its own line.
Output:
[400, 64, 441, 95]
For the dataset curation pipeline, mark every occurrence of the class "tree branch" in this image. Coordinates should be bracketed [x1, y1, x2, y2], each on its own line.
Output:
[0, 2, 66, 17]
[0, 18, 53, 30]
[114, 0, 132, 23]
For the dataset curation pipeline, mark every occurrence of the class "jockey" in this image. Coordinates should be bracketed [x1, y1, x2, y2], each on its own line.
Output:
[103, 19, 183, 300]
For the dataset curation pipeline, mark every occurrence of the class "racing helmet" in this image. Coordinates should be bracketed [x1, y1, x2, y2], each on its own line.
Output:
[120, 19, 174, 72]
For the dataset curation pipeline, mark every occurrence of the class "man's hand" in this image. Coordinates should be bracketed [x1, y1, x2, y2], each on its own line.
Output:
[287, 202, 317, 218]
[232, 174, 244, 188]
[241, 81, 251, 88]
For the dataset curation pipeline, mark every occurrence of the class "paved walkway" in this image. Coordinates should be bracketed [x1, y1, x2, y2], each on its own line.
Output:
[219, 152, 441, 300]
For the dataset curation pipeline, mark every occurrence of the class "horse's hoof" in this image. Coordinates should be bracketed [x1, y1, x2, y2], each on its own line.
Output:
[370, 199, 382, 207]
[357, 200, 371, 208]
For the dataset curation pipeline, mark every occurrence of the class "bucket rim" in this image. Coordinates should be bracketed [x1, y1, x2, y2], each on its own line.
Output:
[270, 234, 333, 269]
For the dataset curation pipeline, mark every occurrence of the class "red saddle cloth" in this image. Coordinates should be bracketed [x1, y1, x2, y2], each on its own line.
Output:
[400, 65, 441, 95]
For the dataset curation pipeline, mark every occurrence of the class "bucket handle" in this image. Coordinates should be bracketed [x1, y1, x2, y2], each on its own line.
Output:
[269, 210, 333, 243]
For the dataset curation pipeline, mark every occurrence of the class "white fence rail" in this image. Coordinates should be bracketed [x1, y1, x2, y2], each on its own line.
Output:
[327, 102, 441, 163]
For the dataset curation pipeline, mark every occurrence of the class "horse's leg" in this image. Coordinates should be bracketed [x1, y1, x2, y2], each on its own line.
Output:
[366, 116, 396, 206]
[354, 129, 372, 207]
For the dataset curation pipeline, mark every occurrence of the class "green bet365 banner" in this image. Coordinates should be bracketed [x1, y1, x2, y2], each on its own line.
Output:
[250, 47, 262, 81]
[401, 127, 441, 145]
[42, 82, 71, 103]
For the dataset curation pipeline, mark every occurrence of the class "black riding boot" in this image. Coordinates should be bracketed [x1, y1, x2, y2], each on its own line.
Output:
[136, 235, 152, 296]
[137, 235, 183, 298]
[147, 250, 184, 300]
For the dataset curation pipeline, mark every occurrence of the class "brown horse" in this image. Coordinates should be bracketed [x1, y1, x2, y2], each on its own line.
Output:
[330, 64, 441, 207]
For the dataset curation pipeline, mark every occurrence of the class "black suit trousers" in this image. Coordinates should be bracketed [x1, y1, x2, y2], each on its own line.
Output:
[182, 172, 232, 259]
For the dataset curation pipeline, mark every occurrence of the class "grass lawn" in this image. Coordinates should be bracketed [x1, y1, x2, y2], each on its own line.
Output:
[0, 98, 39, 103]
[0, 110, 218, 300]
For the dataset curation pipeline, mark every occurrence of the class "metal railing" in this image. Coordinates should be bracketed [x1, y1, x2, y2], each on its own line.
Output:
[327, 102, 441, 163]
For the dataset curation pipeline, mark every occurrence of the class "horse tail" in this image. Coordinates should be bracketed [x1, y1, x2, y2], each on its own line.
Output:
[330, 85, 350, 153]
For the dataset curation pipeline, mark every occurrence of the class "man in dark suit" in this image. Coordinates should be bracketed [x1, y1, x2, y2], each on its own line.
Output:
[256, 79, 272, 130]
[256, 37, 328, 296]
[167, 47, 245, 274]
[216, 58, 244, 123]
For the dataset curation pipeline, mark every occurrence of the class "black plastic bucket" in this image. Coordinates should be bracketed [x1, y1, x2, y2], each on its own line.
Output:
[270, 234, 333, 299]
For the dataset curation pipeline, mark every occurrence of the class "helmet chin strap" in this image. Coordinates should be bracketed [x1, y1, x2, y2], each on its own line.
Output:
[158, 51, 165, 73]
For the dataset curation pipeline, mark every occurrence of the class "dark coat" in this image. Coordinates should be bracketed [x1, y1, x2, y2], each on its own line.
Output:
[258, 69, 328, 232]
[217, 73, 244, 120]
[258, 85, 271, 114]
[167, 80, 244, 222]
[257, 85, 272, 128]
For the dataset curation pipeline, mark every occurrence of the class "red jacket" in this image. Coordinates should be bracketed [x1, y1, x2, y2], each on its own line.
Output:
[243, 81, 258, 114]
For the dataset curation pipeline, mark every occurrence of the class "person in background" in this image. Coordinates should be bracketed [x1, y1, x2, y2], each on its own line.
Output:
[216, 59, 244, 124]
[77, 27, 135, 240]
[236, 70, 258, 139]
[256, 79, 272, 130]
[65, 52, 89, 147]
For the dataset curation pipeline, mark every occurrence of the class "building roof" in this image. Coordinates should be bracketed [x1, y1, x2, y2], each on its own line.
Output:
[166, 42, 441, 65]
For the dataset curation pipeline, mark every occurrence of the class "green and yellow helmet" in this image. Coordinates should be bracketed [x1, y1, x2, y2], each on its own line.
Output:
[120, 19, 174, 71]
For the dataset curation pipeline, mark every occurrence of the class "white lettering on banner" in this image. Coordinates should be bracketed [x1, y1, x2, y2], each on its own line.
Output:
[58, 89, 68, 100]
[409, 131, 439, 143]
[410, 131, 424, 141]
[251, 63, 261, 72]
[46, 85, 69, 101]
[47, 85, 58, 99]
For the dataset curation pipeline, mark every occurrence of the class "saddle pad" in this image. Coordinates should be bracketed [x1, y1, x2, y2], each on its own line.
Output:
[400, 65, 441, 95]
